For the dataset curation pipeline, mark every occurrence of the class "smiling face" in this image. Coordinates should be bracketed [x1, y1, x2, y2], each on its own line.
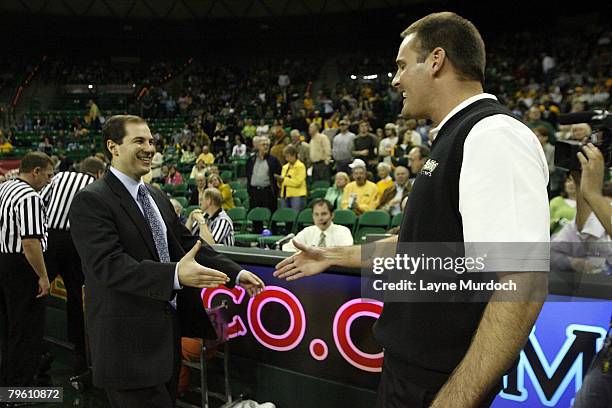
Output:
[107, 122, 155, 180]
[392, 34, 433, 119]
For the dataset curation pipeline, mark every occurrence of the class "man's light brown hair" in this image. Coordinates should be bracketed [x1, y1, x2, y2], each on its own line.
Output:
[401, 12, 485, 84]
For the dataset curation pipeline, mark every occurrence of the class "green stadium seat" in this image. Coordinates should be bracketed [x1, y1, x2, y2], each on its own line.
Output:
[294, 208, 313, 233]
[390, 213, 403, 228]
[226, 207, 247, 232]
[311, 180, 331, 190]
[258, 208, 298, 246]
[234, 207, 272, 244]
[333, 209, 357, 234]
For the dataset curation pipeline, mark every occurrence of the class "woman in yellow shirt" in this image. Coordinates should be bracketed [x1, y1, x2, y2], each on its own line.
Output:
[376, 162, 394, 199]
[275, 145, 307, 212]
[208, 174, 235, 209]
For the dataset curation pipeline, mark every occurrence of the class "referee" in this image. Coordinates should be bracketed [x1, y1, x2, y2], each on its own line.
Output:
[40, 156, 106, 375]
[0, 152, 54, 386]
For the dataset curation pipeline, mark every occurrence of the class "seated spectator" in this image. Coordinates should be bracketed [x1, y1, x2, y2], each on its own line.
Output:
[391, 129, 413, 168]
[207, 165, 220, 176]
[189, 174, 207, 206]
[231, 135, 247, 158]
[256, 119, 269, 137]
[377, 166, 410, 216]
[165, 164, 183, 185]
[550, 175, 577, 235]
[0, 136, 13, 153]
[407, 145, 430, 184]
[325, 172, 350, 210]
[376, 162, 394, 198]
[151, 150, 164, 181]
[283, 199, 353, 251]
[341, 159, 379, 215]
[186, 188, 235, 246]
[275, 145, 307, 213]
[208, 173, 234, 209]
[404, 119, 423, 146]
[38, 136, 53, 155]
[242, 118, 257, 145]
[189, 159, 207, 180]
[196, 145, 215, 165]
[169, 198, 187, 225]
[180, 144, 196, 164]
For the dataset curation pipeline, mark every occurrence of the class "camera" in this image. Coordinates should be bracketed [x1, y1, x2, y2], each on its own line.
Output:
[554, 110, 612, 171]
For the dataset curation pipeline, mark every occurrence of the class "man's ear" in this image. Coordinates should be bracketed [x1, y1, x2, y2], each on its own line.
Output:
[430, 47, 447, 76]
[106, 140, 118, 157]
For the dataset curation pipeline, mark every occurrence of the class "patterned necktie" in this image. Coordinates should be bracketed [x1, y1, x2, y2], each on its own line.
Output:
[137, 184, 170, 263]
[318, 232, 326, 248]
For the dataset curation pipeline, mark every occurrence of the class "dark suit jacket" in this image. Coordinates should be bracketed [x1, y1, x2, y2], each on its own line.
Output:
[245, 154, 282, 197]
[68, 171, 242, 389]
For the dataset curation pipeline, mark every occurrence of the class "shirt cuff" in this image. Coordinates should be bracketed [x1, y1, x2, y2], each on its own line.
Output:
[236, 269, 248, 286]
[174, 264, 182, 290]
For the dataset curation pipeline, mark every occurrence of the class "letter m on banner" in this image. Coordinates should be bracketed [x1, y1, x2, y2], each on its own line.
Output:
[500, 324, 607, 407]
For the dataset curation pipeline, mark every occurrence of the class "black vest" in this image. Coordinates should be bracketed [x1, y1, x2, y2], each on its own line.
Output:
[373, 98, 519, 386]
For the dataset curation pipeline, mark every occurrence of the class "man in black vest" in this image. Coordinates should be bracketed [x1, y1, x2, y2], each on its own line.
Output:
[274, 12, 549, 408]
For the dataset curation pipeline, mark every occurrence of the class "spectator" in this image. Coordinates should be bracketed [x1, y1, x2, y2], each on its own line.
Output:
[242, 118, 257, 146]
[282, 199, 353, 251]
[333, 119, 357, 173]
[392, 129, 413, 168]
[180, 144, 196, 165]
[270, 130, 290, 165]
[290, 129, 310, 169]
[404, 119, 423, 146]
[246, 138, 281, 233]
[256, 119, 269, 137]
[377, 166, 411, 216]
[341, 159, 379, 215]
[189, 159, 207, 180]
[550, 175, 577, 235]
[0, 135, 13, 153]
[276, 145, 307, 213]
[87, 99, 100, 126]
[376, 162, 394, 198]
[352, 120, 377, 171]
[196, 145, 215, 165]
[38, 136, 53, 155]
[165, 164, 183, 185]
[151, 150, 164, 181]
[308, 122, 332, 183]
[407, 145, 430, 183]
[231, 135, 247, 158]
[189, 173, 207, 206]
[208, 173, 234, 210]
[378, 123, 398, 164]
[186, 188, 235, 246]
[570, 123, 592, 142]
[169, 198, 187, 225]
[526, 106, 556, 143]
[325, 172, 350, 210]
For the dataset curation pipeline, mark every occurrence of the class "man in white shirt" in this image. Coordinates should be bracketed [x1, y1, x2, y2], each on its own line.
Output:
[283, 199, 353, 251]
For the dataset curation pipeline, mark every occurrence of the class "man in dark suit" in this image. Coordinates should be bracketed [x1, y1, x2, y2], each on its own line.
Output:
[69, 115, 264, 408]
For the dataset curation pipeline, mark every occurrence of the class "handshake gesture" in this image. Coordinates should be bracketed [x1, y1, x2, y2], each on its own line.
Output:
[177, 240, 265, 296]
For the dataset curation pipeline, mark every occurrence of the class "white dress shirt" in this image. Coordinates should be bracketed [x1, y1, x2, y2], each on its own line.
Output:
[430, 94, 550, 270]
[282, 223, 354, 251]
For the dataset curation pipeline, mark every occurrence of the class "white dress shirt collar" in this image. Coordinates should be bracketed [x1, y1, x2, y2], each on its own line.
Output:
[110, 166, 145, 201]
[430, 93, 497, 140]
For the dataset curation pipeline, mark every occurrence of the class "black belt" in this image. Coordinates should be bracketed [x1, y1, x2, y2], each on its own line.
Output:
[252, 186, 272, 190]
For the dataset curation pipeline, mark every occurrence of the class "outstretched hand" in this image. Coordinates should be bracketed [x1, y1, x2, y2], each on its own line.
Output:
[238, 271, 265, 297]
[273, 240, 331, 281]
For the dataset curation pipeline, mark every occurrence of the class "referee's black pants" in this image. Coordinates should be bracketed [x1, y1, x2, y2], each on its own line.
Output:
[248, 186, 277, 234]
[45, 229, 87, 372]
[375, 352, 501, 408]
[0, 253, 45, 386]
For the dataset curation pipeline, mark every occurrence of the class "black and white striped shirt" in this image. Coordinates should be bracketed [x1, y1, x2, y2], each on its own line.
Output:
[0, 178, 48, 253]
[191, 209, 235, 246]
[41, 171, 95, 230]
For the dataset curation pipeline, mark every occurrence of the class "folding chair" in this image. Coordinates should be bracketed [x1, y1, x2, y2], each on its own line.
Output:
[177, 301, 242, 408]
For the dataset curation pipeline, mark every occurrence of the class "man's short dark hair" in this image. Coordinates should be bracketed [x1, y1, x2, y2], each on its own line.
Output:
[414, 145, 431, 159]
[80, 156, 106, 175]
[102, 115, 146, 160]
[401, 12, 485, 84]
[312, 199, 333, 213]
[283, 145, 298, 157]
[19, 151, 53, 173]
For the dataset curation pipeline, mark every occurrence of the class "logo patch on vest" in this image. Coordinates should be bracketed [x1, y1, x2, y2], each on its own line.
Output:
[420, 159, 439, 176]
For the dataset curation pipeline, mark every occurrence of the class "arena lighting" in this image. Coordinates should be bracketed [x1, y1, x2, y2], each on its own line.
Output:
[388, 72, 393, 78]
[350, 75, 357, 80]
[363, 74, 378, 80]
[88, 84, 93, 89]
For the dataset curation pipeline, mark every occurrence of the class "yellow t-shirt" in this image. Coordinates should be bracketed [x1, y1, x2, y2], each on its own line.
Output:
[376, 177, 394, 199]
[197, 153, 215, 165]
[341, 181, 379, 213]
